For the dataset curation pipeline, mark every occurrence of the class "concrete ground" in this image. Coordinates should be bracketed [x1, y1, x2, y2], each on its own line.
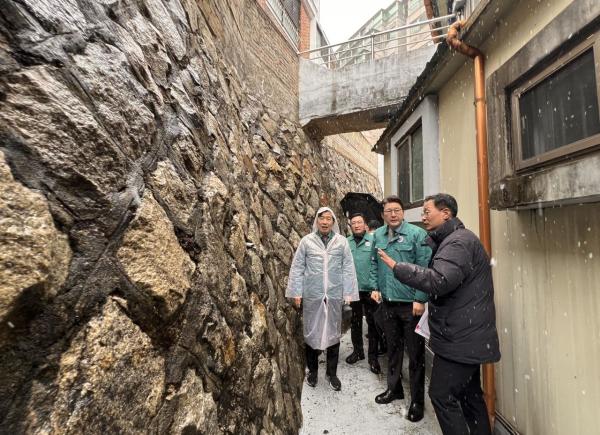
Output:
[299, 325, 442, 435]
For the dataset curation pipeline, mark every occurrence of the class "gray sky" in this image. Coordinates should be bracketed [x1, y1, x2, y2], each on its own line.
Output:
[319, 0, 395, 45]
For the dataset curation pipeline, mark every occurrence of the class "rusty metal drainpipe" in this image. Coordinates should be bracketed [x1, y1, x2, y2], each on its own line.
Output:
[446, 20, 496, 427]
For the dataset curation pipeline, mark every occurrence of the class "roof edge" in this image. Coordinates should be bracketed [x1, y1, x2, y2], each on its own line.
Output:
[372, 0, 503, 152]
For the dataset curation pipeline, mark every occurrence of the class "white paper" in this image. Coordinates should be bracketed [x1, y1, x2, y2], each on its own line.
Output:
[415, 304, 430, 339]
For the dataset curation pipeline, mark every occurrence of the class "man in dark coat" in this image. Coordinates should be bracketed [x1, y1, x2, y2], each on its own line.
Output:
[378, 193, 500, 435]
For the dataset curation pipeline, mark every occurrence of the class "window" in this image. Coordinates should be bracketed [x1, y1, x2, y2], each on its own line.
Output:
[486, 3, 600, 209]
[511, 34, 600, 170]
[396, 125, 424, 205]
[267, 0, 300, 45]
[281, 0, 300, 27]
[385, 96, 438, 218]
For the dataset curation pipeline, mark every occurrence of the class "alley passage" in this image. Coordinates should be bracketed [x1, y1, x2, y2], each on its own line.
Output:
[300, 324, 442, 435]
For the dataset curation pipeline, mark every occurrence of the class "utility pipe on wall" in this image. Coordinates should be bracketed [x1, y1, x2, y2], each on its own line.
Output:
[446, 20, 496, 426]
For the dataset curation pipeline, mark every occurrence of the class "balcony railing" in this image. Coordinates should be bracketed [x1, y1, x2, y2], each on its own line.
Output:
[299, 13, 456, 70]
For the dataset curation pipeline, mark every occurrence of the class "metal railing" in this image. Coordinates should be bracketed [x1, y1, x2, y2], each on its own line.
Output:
[299, 13, 456, 70]
[267, 0, 300, 46]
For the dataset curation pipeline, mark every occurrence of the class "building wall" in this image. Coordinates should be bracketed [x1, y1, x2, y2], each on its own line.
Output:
[389, 95, 440, 223]
[437, 62, 479, 234]
[299, 2, 311, 52]
[299, 44, 436, 132]
[334, 0, 430, 68]
[240, 0, 300, 118]
[490, 202, 600, 435]
[436, 0, 600, 433]
[324, 132, 379, 179]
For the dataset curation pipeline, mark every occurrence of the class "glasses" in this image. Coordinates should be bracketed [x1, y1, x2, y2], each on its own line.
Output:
[421, 208, 448, 217]
[383, 208, 403, 215]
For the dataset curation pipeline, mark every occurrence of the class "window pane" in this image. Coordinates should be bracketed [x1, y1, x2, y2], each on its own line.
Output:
[282, 0, 300, 27]
[397, 139, 410, 205]
[411, 126, 424, 201]
[519, 49, 600, 160]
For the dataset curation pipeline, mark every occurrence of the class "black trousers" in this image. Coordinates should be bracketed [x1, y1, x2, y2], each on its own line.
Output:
[305, 342, 340, 377]
[382, 301, 425, 405]
[429, 354, 491, 435]
[350, 291, 380, 361]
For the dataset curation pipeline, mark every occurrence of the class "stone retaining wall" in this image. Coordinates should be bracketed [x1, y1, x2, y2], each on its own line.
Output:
[0, 0, 381, 433]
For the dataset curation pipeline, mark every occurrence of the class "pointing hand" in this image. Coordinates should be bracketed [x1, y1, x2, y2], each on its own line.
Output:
[378, 249, 396, 269]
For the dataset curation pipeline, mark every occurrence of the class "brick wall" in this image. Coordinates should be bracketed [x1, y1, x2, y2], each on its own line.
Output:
[299, 3, 311, 54]
[217, 0, 299, 118]
[220, 0, 382, 188]
[246, 2, 299, 117]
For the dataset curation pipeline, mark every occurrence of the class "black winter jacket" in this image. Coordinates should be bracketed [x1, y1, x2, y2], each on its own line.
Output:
[392, 218, 501, 364]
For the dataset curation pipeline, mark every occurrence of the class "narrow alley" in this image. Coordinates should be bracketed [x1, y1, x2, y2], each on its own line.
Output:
[300, 323, 441, 435]
[1, 0, 600, 434]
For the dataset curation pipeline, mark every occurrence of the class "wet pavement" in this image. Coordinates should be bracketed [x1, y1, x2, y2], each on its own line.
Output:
[299, 324, 442, 435]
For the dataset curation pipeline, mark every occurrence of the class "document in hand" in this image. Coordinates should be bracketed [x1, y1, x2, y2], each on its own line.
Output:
[415, 304, 430, 339]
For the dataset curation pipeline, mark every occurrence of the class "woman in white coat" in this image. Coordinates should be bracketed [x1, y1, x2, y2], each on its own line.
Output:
[286, 207, 359, 391]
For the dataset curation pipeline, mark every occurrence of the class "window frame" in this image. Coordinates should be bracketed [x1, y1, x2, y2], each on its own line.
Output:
[510, 32, 600, 171]
[395, 122, 424, 208]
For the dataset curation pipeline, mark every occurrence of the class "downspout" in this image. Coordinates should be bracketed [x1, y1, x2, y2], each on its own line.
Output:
[446, 20, 496, 427]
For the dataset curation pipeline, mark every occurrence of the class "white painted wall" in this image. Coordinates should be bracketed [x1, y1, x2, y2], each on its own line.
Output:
[436, 1, 600, 433]
[389, 95, 440, 223]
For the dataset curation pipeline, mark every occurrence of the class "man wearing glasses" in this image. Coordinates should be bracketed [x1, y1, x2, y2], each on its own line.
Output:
[369, 195, 431, 423]
[378, 194, 500, 434]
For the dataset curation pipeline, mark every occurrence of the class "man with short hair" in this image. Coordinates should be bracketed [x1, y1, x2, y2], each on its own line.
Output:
[367, 219, 382, 234]
[378, 193, 500, 435]
[369, 196, 431, 422]
[287, 207, 359, 391]
[345, 212, 381, 374]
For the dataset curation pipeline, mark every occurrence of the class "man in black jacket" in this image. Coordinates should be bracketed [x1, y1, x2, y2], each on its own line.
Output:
[377, 193, 500, 435]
